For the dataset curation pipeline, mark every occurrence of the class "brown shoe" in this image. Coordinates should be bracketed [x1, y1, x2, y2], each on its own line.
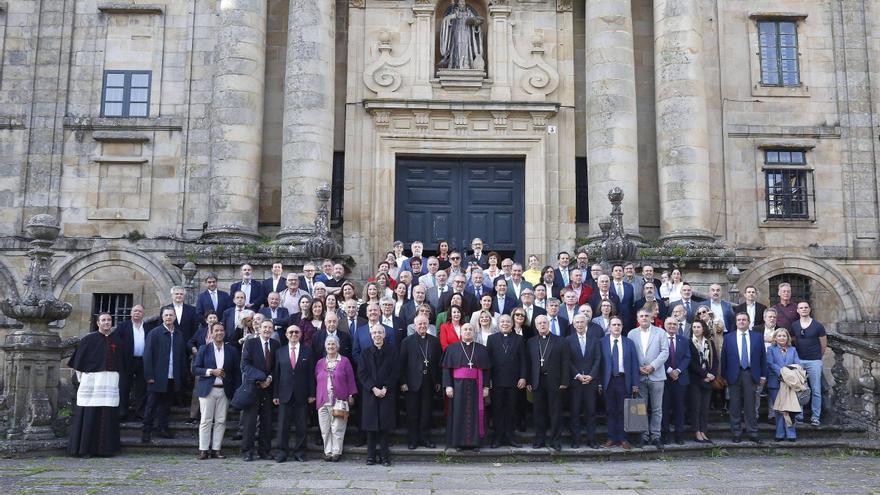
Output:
[601, 440, 616, 448]
[620, 441, 632, 450]
[211, 450, 226, 459]
[198, 450, 210, 460]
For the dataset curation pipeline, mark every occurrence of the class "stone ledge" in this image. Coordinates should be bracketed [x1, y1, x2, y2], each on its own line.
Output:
[91, 131, 151, 143]
[0, 115, 25, 130]
[63, 116, 185, 133]
[727, 125, 841, 139]
[97, 3, 163, 15]
[364, 99, 560, 115]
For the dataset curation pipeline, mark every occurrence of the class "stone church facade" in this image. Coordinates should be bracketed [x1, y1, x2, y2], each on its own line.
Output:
[0, 0, 879, 343]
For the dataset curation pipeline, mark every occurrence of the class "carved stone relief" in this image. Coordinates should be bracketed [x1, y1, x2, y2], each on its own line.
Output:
[363, 29, 413, 98]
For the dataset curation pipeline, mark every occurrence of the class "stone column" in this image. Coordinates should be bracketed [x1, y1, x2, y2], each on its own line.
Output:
[488, 3, 512, 101]
[276, 0, 336, 242]
[204, 0, 267, 241]
[411, 2, 434, 99]
[653, 0, 714, 243]
[584, 0, 640, 237]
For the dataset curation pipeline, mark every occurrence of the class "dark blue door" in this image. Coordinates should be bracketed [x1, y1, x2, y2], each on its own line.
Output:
[395, 157, 525, 260]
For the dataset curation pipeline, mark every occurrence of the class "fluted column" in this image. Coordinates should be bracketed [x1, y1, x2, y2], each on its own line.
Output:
[276, 0, 336, 241]
[204, 0, 267, 241]
[654, 0, 714, 243]
[585, 0, 640, 237]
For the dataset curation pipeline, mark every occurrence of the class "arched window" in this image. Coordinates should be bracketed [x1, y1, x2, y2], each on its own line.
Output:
[769, 274, 811, 305]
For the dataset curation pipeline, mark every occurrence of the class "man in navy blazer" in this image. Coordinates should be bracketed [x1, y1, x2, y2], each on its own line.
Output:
[230, 264, 267, 310]
[490, 278, 519, 316]
[222, 291, 248, 342]
[161, 286, 200, 343]
[721, 312, 768, 443]
[114, 304, 151, 420]
[352, 303, 395, 365]
[567, 314, 602, 448]
[545, 298, 570, 338]
[600, 316, 640, 449]
[551, 251, 573, 295]
[272, 324, 316, 463]
[259, 292, 290, 336]
[262, 262, 286, 296]
[660, 317, 691, 445]
[142, 308, 188, 443]
[196, 273, 233, 322]
[588, 275, 621, 317]
[240, 320, 281, 461]
[192, 322, 241, 459]
[610, 265, 636, 329]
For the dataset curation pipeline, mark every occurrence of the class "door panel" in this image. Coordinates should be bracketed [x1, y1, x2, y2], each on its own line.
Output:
[395, 157, 524, 260]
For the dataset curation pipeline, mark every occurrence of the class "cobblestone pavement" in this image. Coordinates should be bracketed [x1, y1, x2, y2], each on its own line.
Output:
[1, 452, 878, 495]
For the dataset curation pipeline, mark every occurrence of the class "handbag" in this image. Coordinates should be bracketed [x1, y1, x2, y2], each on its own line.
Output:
[331, 399, 349, 420]
[797, 385, 812, 407]
[624, 394, 649, 433]
[710, 375, 727, 391]
[230, 379, 258, 410]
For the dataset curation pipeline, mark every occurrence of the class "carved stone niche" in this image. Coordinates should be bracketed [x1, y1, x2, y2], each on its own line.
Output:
[434, 0, 489, 89]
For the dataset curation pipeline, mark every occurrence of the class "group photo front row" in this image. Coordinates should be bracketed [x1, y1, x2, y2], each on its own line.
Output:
[66, 241, 827, 465]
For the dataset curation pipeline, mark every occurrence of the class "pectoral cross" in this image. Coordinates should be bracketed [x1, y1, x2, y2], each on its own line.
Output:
[467, 361, 473, 369]
[424, 358, 430, 367]
[540, 358, 545, 367]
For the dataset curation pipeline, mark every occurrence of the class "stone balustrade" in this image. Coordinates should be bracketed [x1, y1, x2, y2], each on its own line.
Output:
[828, 331, 880, 435]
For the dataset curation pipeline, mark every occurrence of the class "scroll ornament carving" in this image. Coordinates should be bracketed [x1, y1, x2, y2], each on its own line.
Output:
[363, 29, 413, 98]
[557, 0, 573, 12]
[510, 29, 560, 98]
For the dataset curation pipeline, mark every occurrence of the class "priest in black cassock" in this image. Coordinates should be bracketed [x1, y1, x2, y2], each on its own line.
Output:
[399, 315, 442, 450]
[358, 324, 399, 466]
[486, 314, 526, 448]
[67, 312, 126, 457]
[442, 323, 490, 451]
[526, 314, 570, 452]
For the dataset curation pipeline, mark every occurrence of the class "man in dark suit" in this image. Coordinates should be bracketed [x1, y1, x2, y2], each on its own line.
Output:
[142, 307, 188, 443]
[259, 292, 290, 336]
[398, 315, 442, 449]
[518, 288, 546, 330]
[440, 274, 478, 315]
[464, 237, 489, 269]
[230, 264, 267, 310]
[222, 291, 248, 342]
[526, 315, 570, 451]
[114, 304, 151, 420]
[352, 303, 395, 365]
[240, 320, 281, 461]
[272, 324, 316, 463]
[196, 273, 233, 322]
[610, 265, 636, 329]
[192, 322, 240, 459]
[161, 286, 200, 343]
[262, 262, 286, 296]
[707, 284, 736, 334]
[341, 300, 367, 343]
[551, 251, 573, 295]
[545, 298, 570, 338]
[668, 283, 698, 323]
[721, 312, 768, 444]
[401, 285, 430, 327]
[312, 312, 353, 360]
[633, 281, 669, 321]
[299, 263, 318, 297]
[588, 275, 621, 316]
[600, 316, 640, 450]
[733, 285, 768, 331]
[426, 270, 450, 310]
[567, 314, 602, 449]
[490, 278, 519, 316]
[486, 315, 527, 448]
[378, 298, 407, 347]
[661, 317, 691, 445]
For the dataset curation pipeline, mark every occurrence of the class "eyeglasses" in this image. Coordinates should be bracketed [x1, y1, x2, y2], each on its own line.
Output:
[287, 330, 301, 335]
[698, 310, 708, 314]
[513, 314, 525, 318]
[450, 256, 461, 260]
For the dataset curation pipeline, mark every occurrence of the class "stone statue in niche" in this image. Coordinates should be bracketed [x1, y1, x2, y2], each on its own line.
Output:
[439, 0, 484, 71]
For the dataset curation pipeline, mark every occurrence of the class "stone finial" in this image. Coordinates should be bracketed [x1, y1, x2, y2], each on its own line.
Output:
[182, 262, 198, 306]
[726, 265, 740, 302]
[304, 183, 340, 259]
[601, 187, 636, 264]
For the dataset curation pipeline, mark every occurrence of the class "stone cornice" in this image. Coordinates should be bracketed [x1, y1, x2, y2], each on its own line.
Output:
[97, 3, 163, 15]
[63, 116, 184, 133]
[363, 99, 559, 114]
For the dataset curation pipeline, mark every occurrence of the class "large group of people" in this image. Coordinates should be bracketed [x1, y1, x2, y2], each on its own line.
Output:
[66, 238, 827, 464]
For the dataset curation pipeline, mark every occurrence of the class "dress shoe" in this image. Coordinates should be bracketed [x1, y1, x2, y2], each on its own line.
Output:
[408, 443, 418, 450]
[787, 438, 796, 443]
[293, 454, 306, 462]
[620, 441, 632, 450]
[421, 440, 436, 449]
[703, 438, 713, 444]
[570, 442, 580, 449]
[232, 433, 242, 441]
[331, 454, 341, 462]
[750, 437, 763, 445]
[259, 452, 273, 461]
[365, 458, 376, 465]
[274, 455, 287, 464]
[675, 439, 685, 446]
[601, 440, 615, 448]
[508, 440, 522, 448]
[732, 436, 742, 443]
[185, 418, 199, 425]
[490, 442, 500, 449]
[140, 432, 152, 444]
[158, 429, 175, 439]
[382, 458, 392, 466]
[473, 448, 480, 453]
[198, 450, 210, 460]
[550, 443, 562, 452]
[774, 437, 784, 442]
[531, 441, 545, 449]
[243, 452, 255, 462]
[589, 442, 600, 449]
[211, 450, 226, 459]
[653, 439, 664, 451]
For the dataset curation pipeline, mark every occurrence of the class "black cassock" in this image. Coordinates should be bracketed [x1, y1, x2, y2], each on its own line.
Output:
[442, 341, 490, 447]
[67, 331, 126, 456]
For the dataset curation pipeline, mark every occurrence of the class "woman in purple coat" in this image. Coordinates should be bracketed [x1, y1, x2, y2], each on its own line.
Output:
[315, 335, 358, 461]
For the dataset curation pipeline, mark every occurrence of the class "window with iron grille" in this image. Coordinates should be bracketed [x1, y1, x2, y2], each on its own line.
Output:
[758, 20, 800, 87]
[101, 71, 151, 117]
[768, 274, 812, 306]
[90, 293, 134, 331]
[764, 149, 814, 221]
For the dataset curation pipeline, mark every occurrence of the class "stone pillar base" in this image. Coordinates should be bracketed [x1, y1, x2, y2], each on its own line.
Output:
[274, 227, 311, 244]
[659, 230, 716, 246]
[200, 227, 259, 244]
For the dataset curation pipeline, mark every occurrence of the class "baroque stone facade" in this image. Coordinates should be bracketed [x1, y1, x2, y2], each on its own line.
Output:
[0, 0, 879, 348]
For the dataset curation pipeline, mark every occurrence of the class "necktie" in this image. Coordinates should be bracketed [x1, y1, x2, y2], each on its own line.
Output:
[685, 300, 691, 314]
[264, 340, 272, 370]
[235, 308, 242, 327]
[740, 333, 749, 369]
[498, 298, 504, 314]
[669, 336, 676, 369]
[431, 274, 436, 287]
[350, 320, 356, 335]
[612, 339, 620, 374]
[551, 318, 558, 336]
[290, 345, 297, 368]
[580, 337, 586, 356]
[211, 291, 217, 310]
[476, 287, 481, 299]
[617, 283, 622, 296]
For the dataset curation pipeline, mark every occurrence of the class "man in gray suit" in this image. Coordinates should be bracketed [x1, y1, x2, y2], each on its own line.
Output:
[426, 270, 450, 310]
[627, 308, 669, 450]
